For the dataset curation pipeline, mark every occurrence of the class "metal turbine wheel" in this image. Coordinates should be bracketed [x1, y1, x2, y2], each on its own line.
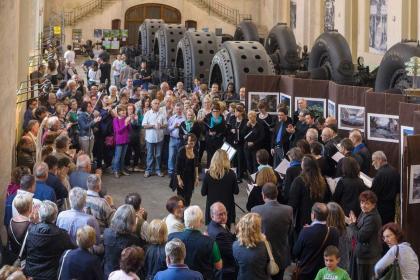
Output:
[209, 41, 275, 93]
[264, 23, 300, 74]
[175, 31, 221, 91]
[153, 24, 186, 81]
[138, 19, 165, 60]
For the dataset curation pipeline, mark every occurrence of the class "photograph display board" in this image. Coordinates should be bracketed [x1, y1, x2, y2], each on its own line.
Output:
[367, 113, 399, 143]
[338, 104, 365, 132]
[409, 165, 420, 204]
[248, 92, 279, 114]
[327, 100, 336, 118]
[294, 97, 326, 118]
[369, 0, 388, 54]
[280, 93, 292, 117]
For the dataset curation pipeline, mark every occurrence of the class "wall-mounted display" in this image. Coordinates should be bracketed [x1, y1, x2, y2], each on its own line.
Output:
[338, 104, 365, 132]
[369, 0, 388, 54]
[294, 97, 326, 118]
[248, 92, 279, 115]
[290, 0, 297, 30]
[94, 29, 103, 38]
[367, 113, 399, 143]
[324, 0, 335, 31]
[409, 164, 420, 204]
[280, 93, 292, 117]
[328, 100, 336, 118]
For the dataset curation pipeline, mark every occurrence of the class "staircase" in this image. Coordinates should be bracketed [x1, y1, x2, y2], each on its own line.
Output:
[186, 0, 251, 26]
[63, 0, 117, 26]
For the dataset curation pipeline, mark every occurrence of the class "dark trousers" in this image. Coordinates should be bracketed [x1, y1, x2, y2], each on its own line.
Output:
[125, 137, 141, 167]
[233, 145, 246, 179]
[244, 147, 257, 174]
[161, 135, 170, 169]
[93, 134, 113, 168]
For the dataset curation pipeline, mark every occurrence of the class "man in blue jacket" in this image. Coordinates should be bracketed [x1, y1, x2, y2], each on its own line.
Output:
[154, 238, 203, 280]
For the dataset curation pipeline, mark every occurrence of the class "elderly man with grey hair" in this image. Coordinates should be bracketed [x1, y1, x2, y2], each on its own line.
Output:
[33, 162, 56, 202]
[56, 187, 100, 245]
[85, 174, 115, 232]
[25, 200, 74, 279]
[168, 205, 223, 279]
[69, 154, 91, 190]
[305, 128, 319, 144]
[154, 238, 204, 280]
[371, 151, 400, 225]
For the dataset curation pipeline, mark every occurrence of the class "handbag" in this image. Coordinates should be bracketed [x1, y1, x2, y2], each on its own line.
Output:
[263, 238, 280, 275]
[169, 173, 178, 191]
[378, 245, 402, 280]
[12, 230, 29, 268]
[105, 135, 115, 147]
[292, 226, 330, 280]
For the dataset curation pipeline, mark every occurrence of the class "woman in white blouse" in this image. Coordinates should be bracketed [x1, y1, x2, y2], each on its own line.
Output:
[375, 223, 419, 280]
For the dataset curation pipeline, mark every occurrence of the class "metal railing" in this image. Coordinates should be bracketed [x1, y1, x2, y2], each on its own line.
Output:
[63, 0, 104, 26]
[190, 0, 251, 25]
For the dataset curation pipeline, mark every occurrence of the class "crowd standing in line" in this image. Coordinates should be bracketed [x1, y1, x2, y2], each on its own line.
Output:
[3, 46, 418, 280]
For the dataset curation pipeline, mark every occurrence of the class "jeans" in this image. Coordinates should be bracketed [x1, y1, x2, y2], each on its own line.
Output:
[168, 137, 181, 175]
[113, 75, 120, 89]
[112, 144, 128, 172]
[146, 141, 163, 174]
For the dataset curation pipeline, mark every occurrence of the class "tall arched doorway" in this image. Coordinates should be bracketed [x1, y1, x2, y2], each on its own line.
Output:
[125, 4, 182, 46]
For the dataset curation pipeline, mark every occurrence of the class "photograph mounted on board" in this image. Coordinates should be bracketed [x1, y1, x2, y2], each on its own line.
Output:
[400, 126, 414, 155]
[94, 29, 103, 39]
[369, 0, 388, 54]
[338, 104, 365, 132]
[280, 93, 292, 117]
[367, 113, 399, 143]
[328, 100, 336, 118]
[248, 92, 279, 114]
[409, 164, 420, 204]
[294, 97, 326, 118]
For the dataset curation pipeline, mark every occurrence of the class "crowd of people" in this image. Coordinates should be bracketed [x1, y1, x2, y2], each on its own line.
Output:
[2, 46, 419, 280]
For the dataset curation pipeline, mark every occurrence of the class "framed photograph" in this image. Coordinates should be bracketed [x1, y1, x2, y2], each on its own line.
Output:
[338, 104, 365, 132]
[369, 0, 388, 54]
[94, 29, 103, 39]
[294, 97, 326, 118]
[401, 126, 414, 154]
[248, 92, 279, 114]
[328, 100, 336, 118]
[409, 164, 420, 204]
[367, 113, 399, 143]
[280, 93, 292, 117]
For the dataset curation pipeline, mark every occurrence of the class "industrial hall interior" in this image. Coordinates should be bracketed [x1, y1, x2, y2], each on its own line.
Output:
[2, 0, 420, 279]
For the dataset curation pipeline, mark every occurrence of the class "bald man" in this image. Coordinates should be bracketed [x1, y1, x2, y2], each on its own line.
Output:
[349, 129, 371, 174]
[325, 116, 337, 128]
[207, 202, 236, 280]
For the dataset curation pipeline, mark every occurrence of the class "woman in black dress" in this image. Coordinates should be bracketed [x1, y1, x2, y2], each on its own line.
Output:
[175, 133, 199, 207]
[179, 109, 201, 146]
[203, 102, 226, 167]
[243, 110, 265, 174]
[257, 101, 274, 157]
[226, 104, 247, 182]
[201, 149, 239, 226]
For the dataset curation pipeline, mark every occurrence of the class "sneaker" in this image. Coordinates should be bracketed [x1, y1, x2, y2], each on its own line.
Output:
[121, 170, 130, 176]
[113, 172, 120, 179]
[144, 172, 151, 178]
[156, 171, 164, 177]
[134, 166, 144, 172]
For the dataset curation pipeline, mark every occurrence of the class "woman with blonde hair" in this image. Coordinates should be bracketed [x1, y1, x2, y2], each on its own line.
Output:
[243, 110, 265, 173]
[179, 109, 201, 146]
[327, 202, 352, 271]
[201, 149, 239, 226]
[246, 167, 277, 211]
[233, 213, 270, 280]
[144, 219, 168, 280]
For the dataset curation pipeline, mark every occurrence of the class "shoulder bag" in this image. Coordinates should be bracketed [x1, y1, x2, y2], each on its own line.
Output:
[263, 238, 280, 275]
[379, 245, 402, 280]
[292, 226, 330, 280]
[12, 230, 29, 269]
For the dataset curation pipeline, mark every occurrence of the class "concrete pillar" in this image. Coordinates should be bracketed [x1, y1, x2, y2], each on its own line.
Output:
[0, 0, 20, 231]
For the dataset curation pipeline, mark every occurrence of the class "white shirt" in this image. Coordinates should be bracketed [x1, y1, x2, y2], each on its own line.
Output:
[88, 68, 101, 84]
[108, 270, 140, 280]
[112, 59, 122, 77]
[142, 109, 167, 143]
[64, 50, 75, 64]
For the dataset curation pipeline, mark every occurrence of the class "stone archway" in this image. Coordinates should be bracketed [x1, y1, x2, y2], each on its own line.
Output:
[124, 3, 182, 46]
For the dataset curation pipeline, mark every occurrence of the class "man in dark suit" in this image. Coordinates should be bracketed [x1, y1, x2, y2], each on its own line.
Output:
[251, 183, 293, 280]
[271, 107, 293, 167]
[293, 202, 339, 280]
[321, 126, 341, 177]
[371, 151, 400, 225]
[207, 202, 236, 280]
